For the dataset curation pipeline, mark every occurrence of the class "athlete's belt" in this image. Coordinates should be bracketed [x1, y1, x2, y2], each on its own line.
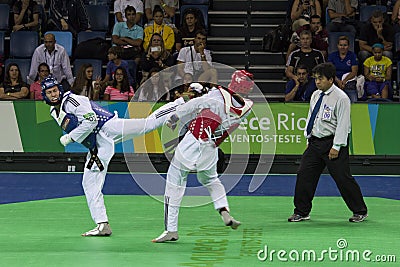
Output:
[86, 147, 104, 171]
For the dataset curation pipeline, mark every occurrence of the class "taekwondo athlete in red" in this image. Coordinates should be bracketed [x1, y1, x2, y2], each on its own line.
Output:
[41, 76, 184, 237]
[152, 70, 255, 243]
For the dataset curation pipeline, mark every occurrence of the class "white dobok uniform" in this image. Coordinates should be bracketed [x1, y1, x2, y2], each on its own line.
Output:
[164, 87, 253, 232]
[51, 92, 184, 224]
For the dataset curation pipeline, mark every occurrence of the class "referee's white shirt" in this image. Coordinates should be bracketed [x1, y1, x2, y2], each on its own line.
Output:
[305, 83, 351, 151]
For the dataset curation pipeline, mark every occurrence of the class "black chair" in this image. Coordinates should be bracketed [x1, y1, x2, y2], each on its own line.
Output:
[181, 0, 209, 4]
[77, 31, 106, 44]
[0, 4, 9, 31]
[0, 31, 4, 56]
[86, 5, 110, 32]
[126, 59, 137, 86]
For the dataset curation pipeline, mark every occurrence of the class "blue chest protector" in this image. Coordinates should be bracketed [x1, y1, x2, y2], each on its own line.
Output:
[55, 95, 115, 150]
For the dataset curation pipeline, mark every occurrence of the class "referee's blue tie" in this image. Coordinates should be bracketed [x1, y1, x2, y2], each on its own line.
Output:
[306, 92, 325, 136]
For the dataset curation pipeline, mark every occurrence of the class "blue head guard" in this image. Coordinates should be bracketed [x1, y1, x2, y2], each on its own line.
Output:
[41, 76, 64, 106]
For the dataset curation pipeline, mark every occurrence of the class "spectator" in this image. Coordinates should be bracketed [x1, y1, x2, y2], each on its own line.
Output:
[140, 33, 174, 80]
[177, 29, 217, 84]
[135, 67, 170, 102]
[175, 8, 205, 51]
[112, 5, 143, 64]
[358, 10, 395, 64]
[102, 46, 133, 89]
[172, 72, 193, 100]
[285, 30, 325, 80]
[286, 15, 328, 61]
[71, 63, 101, 100]
[12, 0, 40, 33]
[328, 35, 359, 102]
[114, 0, 143, 24]
[326, 0, 357, 35]
[391, 0, 400, 33]
[143, 5, 175, 52]
[363, 43, 392, 100]
[285, 65, 317, 101]
[0, 63, 29, 99]
[103, 66, 134, 101]
[291, 0, 321, 31]
[145, 0, 178, 31]
[48, 0, 91, 36]
[30, 62, 49, 99]
[28, 33, 74, 91]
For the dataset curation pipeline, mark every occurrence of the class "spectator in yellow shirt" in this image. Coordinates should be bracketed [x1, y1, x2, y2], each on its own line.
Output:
[143, 5, 175, 52]
[363, 43, 393, 100]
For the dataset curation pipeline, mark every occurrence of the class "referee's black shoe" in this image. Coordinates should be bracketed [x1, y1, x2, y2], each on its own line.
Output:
[288, 214, 310, 222]
[349, 214, 368, 223]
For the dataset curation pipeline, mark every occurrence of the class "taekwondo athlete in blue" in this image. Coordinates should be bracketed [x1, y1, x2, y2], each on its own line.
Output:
[41, 76, 184, 236]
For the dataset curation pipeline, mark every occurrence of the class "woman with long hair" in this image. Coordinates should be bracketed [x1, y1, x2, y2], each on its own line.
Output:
[140, 33, 175, 83]
[175, 8, 205, 51]
[103, 66, 134, 101]
[0, 63, 29, 99]
[136, 67, 170, 102]
[71, 63, 101, 100]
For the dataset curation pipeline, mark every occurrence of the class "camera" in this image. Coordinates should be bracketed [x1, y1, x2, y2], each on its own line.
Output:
[150, 46, 161, 52]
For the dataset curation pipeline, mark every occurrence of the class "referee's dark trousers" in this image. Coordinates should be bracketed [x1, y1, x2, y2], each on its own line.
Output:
[294, 135, 368, 216]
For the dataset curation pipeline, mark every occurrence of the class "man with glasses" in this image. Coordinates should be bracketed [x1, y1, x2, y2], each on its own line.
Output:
[285, 64, 317, 101]
[28, 33, 74, 91]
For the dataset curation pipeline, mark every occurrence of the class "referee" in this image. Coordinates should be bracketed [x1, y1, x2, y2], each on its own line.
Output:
[288, 62, 368, 223]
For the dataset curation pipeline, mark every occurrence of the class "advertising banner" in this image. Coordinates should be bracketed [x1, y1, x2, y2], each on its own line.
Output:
[1, 101, 399, 155]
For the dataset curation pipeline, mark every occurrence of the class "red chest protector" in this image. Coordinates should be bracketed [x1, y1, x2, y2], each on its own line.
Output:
[188, 108, 222, 141]
[187, 87, 253, 143]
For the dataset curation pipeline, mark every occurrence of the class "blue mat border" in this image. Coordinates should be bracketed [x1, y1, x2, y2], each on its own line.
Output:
[0, 173, 399, 204]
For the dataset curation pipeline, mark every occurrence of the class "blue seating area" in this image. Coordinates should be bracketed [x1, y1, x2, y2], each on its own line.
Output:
[10, 31, 39, 58]
[0, 1, 399, 101]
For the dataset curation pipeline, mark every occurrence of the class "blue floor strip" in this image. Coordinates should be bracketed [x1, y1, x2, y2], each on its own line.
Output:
[0, 173, 399, 204]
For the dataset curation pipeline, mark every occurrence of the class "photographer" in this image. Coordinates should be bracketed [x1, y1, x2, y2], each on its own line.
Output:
[140, 33, 175, 84]
[291, 0, 321, 31]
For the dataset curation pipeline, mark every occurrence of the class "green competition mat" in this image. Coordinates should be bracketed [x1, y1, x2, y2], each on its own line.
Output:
[0, 196, 398, 266]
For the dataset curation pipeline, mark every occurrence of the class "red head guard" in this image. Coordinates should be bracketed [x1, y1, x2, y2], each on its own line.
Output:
[229, 70, 254, 95]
